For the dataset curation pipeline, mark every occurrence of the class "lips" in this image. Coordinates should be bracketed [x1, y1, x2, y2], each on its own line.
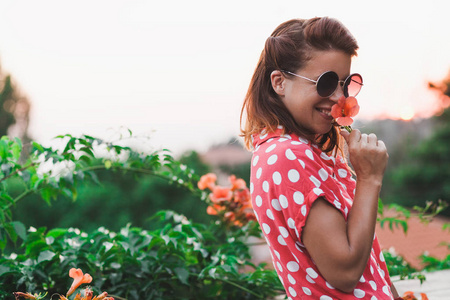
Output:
[316, 107, 333, 118]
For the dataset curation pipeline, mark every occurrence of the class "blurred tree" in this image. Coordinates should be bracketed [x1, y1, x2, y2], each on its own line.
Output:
[384, 72, 450, 216]
[0, 63, 31, 141]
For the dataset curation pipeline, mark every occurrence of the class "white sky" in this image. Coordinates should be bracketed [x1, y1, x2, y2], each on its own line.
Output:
[0, 0, 449, 155]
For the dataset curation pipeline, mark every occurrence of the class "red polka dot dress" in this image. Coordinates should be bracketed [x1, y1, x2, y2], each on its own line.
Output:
[250, 128, 394, 299]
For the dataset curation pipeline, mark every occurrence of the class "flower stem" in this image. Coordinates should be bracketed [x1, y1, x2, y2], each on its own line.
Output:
[341, 125, 353, 133]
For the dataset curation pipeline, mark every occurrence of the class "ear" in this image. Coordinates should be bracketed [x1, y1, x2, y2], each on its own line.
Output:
[270, 70, 286, 96]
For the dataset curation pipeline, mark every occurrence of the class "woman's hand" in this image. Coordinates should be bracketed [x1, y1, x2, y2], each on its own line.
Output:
[340, 129, 388, 185]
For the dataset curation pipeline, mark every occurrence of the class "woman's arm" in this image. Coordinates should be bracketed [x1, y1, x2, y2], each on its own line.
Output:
[302, 130, 388, 293]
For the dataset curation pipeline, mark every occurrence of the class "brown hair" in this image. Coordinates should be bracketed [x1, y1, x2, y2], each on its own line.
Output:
[240, 17, 359, 153]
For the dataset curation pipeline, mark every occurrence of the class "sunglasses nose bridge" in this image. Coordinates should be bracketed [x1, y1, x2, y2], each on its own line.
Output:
[329, 81, 345, 100]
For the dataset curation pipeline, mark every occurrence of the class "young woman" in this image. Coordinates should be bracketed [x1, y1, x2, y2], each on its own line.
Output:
[241, 17, 401, 299]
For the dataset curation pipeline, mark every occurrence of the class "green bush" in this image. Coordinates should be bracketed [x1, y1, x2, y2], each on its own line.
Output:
[0, 211, 284, 299]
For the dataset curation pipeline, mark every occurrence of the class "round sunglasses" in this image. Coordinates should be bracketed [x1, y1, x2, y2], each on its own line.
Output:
[281, 70, 363, 98]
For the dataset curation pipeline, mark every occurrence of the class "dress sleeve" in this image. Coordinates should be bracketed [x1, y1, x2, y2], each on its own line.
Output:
[266, 143, 353, 243]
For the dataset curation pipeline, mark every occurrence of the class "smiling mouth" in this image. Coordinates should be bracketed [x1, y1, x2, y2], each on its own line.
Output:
[316, 108, 332, 117]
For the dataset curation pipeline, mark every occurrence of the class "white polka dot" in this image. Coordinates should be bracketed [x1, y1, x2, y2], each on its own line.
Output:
[306, 268, 318, 278]
[262, 223, 271, 234]
[325, 281, 335, 289]
[310, 175, 321, 187]
[306, 275, 315, 284]
[291, 141, 301, 145]
[277, 235, 287, 245]
[274, 250, 281, 259]
[283, 134, 292, 139]
[333, 200, 341, 209]
[298, 159, 305, 168]
[379, 252, 385, 262]
[302, 287, 311, 295]
[285, 148, 296, 160]
[338, 168, 348, 178]
[271, 199, 281, 211]
[272, 172, 282, 185]
[305, 149, 314, 160]
[266, 209, 274, 220]
[266, 144, 277, 153]
[256, 167, 262, 179]
[359, 275, 365, 282]
[301, 205, 307, 216]
[287, 218, 295, 229]
[279, 226, 289, 238]
[379, 267, 385, 278]
[288, 274, 296, 284]
[262, 181, 269, 192]
[277, 261, 283, 272]
[267, 154, 278, 165]
[313, 188, 324, 195]
[371, 297, 378, 300]
[260, 131, 268, 139]
[288, 287, 297, 297]
[299, 137, 309, 144]
[320, 152, 331, 160]
[293, 191, 304, 204]
[382, 285, 390, 296]
[369, 280, 377, 290]
[354, 289, 365, 298]
[288, 169, 300, 183]
[318, 168, 328, 181]
[250, 182, 254, 193]
[287, 261, 299, 272]
[252, 155, 259, 166]
[320, 296, 332, 300]
[255, 195, 262, 207]
[279, 194, 288, 208]
[370, 265, 374, 274]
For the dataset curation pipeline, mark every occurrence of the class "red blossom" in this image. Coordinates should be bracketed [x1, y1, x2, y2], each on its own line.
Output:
[331, 96, 360, 126]
[198, 173, 217, 191]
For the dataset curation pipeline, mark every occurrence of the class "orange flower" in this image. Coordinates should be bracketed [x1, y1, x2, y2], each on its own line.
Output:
[209, 186, 233, 204]
[13, 292, 37, 300]
[403, 291, 417, 300]
[206, 204, 225, 215]
[234, 188, 251, 205]
[229, 175, 246, 191]
[420, 293, 428, 300]
[331, 96, 360, 126]
[198, 173, 217, 190]
[66, 268, 93, 297]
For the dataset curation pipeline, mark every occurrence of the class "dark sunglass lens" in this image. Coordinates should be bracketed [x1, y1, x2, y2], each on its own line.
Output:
[317, 72, 339, 97]
[344, 74, 363, 97]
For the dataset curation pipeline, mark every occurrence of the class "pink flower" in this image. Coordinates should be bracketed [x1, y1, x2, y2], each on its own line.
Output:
[66, 268, 93, 297]
[197, 173, 217, 191]
[331, 96, 360, 126]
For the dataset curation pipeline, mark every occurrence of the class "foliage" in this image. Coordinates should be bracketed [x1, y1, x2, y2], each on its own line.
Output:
[1, 211, 284, 299]
[0, 132, 284, 299]
[382, 250, 425, 283]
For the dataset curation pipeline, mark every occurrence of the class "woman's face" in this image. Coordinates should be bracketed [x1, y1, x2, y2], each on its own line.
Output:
[279, 50, 352, 139]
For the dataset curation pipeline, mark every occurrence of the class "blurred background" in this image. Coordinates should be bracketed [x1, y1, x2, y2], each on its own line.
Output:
[1, 0, 450, 272]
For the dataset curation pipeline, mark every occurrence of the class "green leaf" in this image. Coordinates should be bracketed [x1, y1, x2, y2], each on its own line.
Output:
[11, 221, 27, 241]
[37, 250, 56, 263]
[174, 267, 190, 285]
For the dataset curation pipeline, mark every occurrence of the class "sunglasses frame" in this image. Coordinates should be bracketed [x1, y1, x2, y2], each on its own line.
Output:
[281, 70, 363, 98]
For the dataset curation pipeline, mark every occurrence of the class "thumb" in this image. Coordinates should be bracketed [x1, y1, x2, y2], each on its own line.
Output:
[339, 129, 350, 144]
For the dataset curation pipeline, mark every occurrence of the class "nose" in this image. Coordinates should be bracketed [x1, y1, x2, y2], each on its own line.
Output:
[329, 82, 345, 102]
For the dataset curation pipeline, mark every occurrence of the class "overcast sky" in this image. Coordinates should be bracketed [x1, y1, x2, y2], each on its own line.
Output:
[0, 0, 449, 154]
